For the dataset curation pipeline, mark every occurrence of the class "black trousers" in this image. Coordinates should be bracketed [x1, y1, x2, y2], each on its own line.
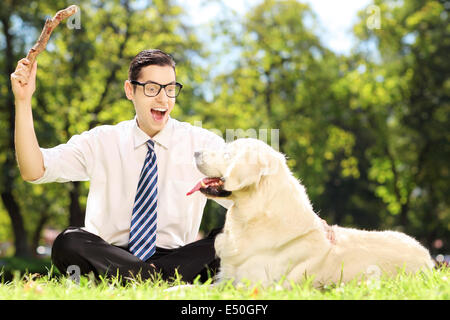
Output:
[51, 226, 223, 284]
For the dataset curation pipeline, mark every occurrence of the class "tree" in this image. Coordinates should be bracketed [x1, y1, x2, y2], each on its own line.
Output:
[350, 0, 449, 251]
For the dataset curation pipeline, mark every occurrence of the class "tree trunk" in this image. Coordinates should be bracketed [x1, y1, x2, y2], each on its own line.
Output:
[31, 212, 50, 256]
[0, 14, 31, 258]
[264, 68, 287, 152]
[1, 193, 31, 257]
[69, 181, 85, 227]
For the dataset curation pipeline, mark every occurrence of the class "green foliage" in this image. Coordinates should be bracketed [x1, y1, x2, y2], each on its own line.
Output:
[351, 0, 449, 244]
[0, 256, 53, 280]
[0, 202, 13, 249]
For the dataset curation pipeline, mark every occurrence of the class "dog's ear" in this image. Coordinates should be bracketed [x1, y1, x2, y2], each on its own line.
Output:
[257, 147, 282, 177]
[223, 150, 262, 191]
[223, 145, 283, 191]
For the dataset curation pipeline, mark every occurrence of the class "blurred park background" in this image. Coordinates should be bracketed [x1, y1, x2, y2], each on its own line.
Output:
[0, 0, 448, 276]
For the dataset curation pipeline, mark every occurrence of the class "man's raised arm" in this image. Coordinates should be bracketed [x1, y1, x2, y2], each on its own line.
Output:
[11, 58, 45, 182]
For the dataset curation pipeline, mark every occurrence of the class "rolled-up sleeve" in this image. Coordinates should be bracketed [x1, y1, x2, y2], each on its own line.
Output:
[29, 131, 95, 184]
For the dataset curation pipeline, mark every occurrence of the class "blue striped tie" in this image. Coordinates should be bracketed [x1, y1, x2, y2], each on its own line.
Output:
[129, 139, 158, 261]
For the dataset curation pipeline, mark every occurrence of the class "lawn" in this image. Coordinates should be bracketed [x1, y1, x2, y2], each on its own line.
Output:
[0, 265, 448, 300]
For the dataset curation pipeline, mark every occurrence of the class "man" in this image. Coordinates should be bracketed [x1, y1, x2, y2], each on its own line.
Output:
[11, 49, 334, 283]
[12, 49, 235, 283]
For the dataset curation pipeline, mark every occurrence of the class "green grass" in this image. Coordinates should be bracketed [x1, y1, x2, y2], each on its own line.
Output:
[0, 266, 448, 300]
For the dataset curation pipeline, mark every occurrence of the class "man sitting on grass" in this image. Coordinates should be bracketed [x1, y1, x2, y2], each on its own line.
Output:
[11, 49, 334, 283]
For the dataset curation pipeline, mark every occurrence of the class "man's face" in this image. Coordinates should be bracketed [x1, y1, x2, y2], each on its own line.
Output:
[124, 65, 176, 137]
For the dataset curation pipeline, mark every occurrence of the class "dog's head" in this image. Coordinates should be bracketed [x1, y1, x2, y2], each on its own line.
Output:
[188, 138, 286, 198]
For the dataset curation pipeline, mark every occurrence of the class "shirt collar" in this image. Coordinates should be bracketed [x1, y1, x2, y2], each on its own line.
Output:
[133, 116, 173, 150]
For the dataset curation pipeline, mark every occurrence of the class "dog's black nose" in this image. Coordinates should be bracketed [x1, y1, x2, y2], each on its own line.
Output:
[194, 151, 201, 158]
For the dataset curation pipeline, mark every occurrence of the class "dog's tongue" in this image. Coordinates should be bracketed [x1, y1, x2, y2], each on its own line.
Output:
[186, 180, 204, 196]
[186, 177, 222, 196]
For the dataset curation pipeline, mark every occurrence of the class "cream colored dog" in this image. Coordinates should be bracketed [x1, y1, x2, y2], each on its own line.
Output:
[189, 138, 434, 286]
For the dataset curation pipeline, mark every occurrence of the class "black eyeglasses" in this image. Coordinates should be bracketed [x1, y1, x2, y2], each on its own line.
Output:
[130, 80, 183, 98]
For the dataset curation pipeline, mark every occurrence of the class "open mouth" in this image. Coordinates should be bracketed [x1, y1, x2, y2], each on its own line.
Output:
[151, 107, 167, 122]
[186, 177, 232, 197]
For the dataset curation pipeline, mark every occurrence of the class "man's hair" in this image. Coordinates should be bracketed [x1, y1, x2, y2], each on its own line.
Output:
[128, 49, 176, 81]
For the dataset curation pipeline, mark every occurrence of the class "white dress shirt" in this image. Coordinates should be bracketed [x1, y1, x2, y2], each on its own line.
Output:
[31, 116, 232, 249]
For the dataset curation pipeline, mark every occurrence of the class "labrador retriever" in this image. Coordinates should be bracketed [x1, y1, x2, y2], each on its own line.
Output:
[188, 138, 434, 286]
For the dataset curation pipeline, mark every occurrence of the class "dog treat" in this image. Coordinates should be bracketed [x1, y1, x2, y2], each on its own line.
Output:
[21, 5, 78, 84]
